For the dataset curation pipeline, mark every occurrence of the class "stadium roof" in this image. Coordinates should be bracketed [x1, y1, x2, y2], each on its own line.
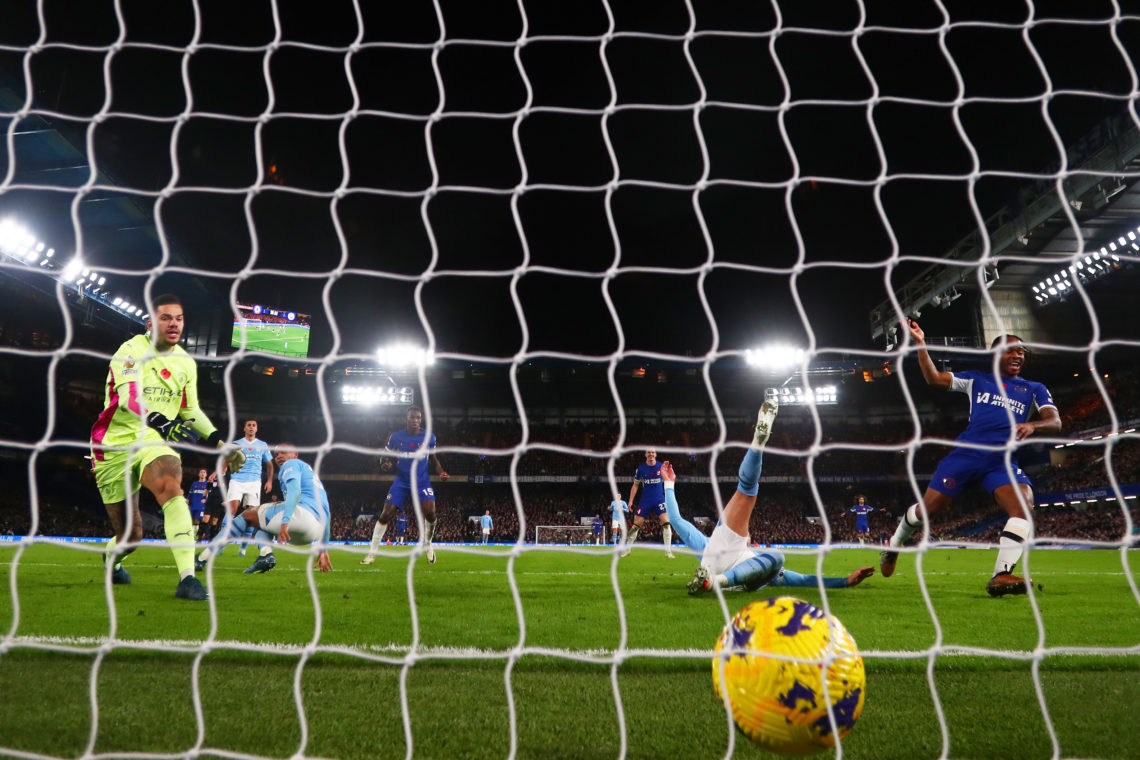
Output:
[869, 113, 1140, 343]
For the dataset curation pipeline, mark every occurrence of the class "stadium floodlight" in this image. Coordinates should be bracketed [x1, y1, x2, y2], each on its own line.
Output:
[376, 343, 434, 368]
[340, 383, 415, 406]
[60, 259, 83, 283]
[745, 344, 806, 370]
[112, 297, 122, 306]
[767, 385, 838, 405]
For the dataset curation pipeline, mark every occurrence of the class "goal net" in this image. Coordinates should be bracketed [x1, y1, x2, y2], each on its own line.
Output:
[2, 1, 1139, 759]
[534, 525, 601, 545]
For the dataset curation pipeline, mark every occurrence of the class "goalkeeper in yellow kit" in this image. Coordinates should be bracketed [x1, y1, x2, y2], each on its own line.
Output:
[89, 294, 245, 600]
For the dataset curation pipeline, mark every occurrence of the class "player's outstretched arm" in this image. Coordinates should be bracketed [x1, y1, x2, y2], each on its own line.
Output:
[431, 454, 449, 481]
[907, 319, 952, 389]
[845, 567, 875, 587]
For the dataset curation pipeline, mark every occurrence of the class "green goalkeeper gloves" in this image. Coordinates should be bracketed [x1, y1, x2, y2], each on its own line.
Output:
[221, 446, 246, 472]
[146, 413, 200, 444]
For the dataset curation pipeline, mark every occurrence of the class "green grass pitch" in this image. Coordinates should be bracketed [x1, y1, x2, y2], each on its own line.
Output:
[232, 323, 310, 357]
[1, 543, 1137, 759]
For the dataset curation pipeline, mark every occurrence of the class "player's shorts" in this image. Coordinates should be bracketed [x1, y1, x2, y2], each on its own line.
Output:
[223, 478, 263, 507]
[386, 480, 435, 510]
[929, 447, 1032, 498]
[189, 504, 205, 522]
[611, 520, 622, 531]
[635, 500, 667, 519]
[855, 524, 870, 534]
[700, 523, 757, 578]
[482, 527, 490, 536]
[91, 443, 178, 505]
[258, 503, 325, 545]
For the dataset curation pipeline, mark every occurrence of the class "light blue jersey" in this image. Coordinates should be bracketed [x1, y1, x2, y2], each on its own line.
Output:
[231, 437, 273, 482]
[480, 514, 493, 530]
[609, 499, 628, 518]
[278, 458, 328, 525]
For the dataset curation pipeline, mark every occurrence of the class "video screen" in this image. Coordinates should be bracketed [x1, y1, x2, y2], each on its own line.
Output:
[231, 302, 311, 358]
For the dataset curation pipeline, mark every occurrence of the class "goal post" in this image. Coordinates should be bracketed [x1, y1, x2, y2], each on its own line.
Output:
[534, 525, 601, 545]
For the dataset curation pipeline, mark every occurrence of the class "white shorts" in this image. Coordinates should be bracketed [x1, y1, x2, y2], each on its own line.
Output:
[224, 478, 262, 507]
[701, 523, 756, 577]
[258, 502, 325, 545]
[482, 528, 490, 536]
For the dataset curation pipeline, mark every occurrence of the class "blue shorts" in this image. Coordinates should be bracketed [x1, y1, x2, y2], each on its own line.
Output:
[386, 480, 436, 510]
[855, 523, 870, 534]
[929, 447, 1032, 498]
[636, 500, 667, 519]
[189, 505, 204, 521]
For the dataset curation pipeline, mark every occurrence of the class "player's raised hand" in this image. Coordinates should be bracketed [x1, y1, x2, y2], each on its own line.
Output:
[660, 461, 676, 482]
[146, 413, 200, 444]
[906, 318, 926, 345]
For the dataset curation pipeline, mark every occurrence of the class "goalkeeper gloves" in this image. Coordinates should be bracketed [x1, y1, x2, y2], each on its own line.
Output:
[222, 446, 246, 472]
[203, 431, 246, 471]
[146, 413, 200, 444]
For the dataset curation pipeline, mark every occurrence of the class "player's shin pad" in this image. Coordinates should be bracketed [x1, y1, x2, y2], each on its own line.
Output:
[736, 450, 763, 497]
[723, 553, 783, 592]
[162, 496, 197, 577]
[994, 517, 1031, 575]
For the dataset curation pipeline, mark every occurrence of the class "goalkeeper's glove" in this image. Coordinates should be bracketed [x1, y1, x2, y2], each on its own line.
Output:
[146, 413, 200, 444]
[205, 431, 247, 471]
[221, 446, 246, 472]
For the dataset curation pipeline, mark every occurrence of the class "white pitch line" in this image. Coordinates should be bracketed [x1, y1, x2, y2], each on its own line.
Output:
[4, 635, 1137, 661]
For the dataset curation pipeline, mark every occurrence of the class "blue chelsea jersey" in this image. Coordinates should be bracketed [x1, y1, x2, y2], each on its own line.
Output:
[634, 462, 665, 506]
[230, 437, 273, 482]
[387, 428, 437, 485]
[950, 370, 1056, 445]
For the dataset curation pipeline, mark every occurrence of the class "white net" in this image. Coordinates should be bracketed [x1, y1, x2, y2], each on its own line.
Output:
[2, 1, 1140, 758]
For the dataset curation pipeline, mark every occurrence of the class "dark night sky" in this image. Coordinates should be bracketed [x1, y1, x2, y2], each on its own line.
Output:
[2, 0, 1139, 360]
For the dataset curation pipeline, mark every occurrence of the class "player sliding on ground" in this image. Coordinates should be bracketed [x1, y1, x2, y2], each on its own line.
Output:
[197, 444, 332, 573]
[89, 293, 245, 601]
[881, 321, 1062, 597]
[665, 395, 873, 595]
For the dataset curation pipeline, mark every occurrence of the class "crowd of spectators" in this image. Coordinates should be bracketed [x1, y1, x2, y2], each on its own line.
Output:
[3, 363, 1139, 547]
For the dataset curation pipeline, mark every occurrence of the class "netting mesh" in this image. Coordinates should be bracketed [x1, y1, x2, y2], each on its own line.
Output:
[3, 0, 1140, 758]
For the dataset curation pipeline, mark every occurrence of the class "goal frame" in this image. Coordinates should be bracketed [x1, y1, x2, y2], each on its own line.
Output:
[533, 525, 603, 545]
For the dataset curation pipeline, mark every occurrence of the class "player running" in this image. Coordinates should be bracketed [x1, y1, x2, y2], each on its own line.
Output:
[361, 406, 449, 565]
[622, 450, 675, 558]
[188, 469, 212, 539]
[847, 495, 875, 545]
[200, 444, 332, 573]
[89, 293, 245, 601]
[664, 396, 873, 595]
[881, 321, 1062, 597]
[609, 493, 629, 545]
[220, 419, 275, 572]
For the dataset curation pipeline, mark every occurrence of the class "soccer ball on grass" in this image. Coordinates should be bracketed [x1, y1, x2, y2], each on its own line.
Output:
[712, 597, 865, 755]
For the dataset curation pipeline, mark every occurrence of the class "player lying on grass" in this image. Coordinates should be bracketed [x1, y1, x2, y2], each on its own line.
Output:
[881, 321, 1061, 597]
[662, 395, 873, 595]
[196, 444, 333, 573]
